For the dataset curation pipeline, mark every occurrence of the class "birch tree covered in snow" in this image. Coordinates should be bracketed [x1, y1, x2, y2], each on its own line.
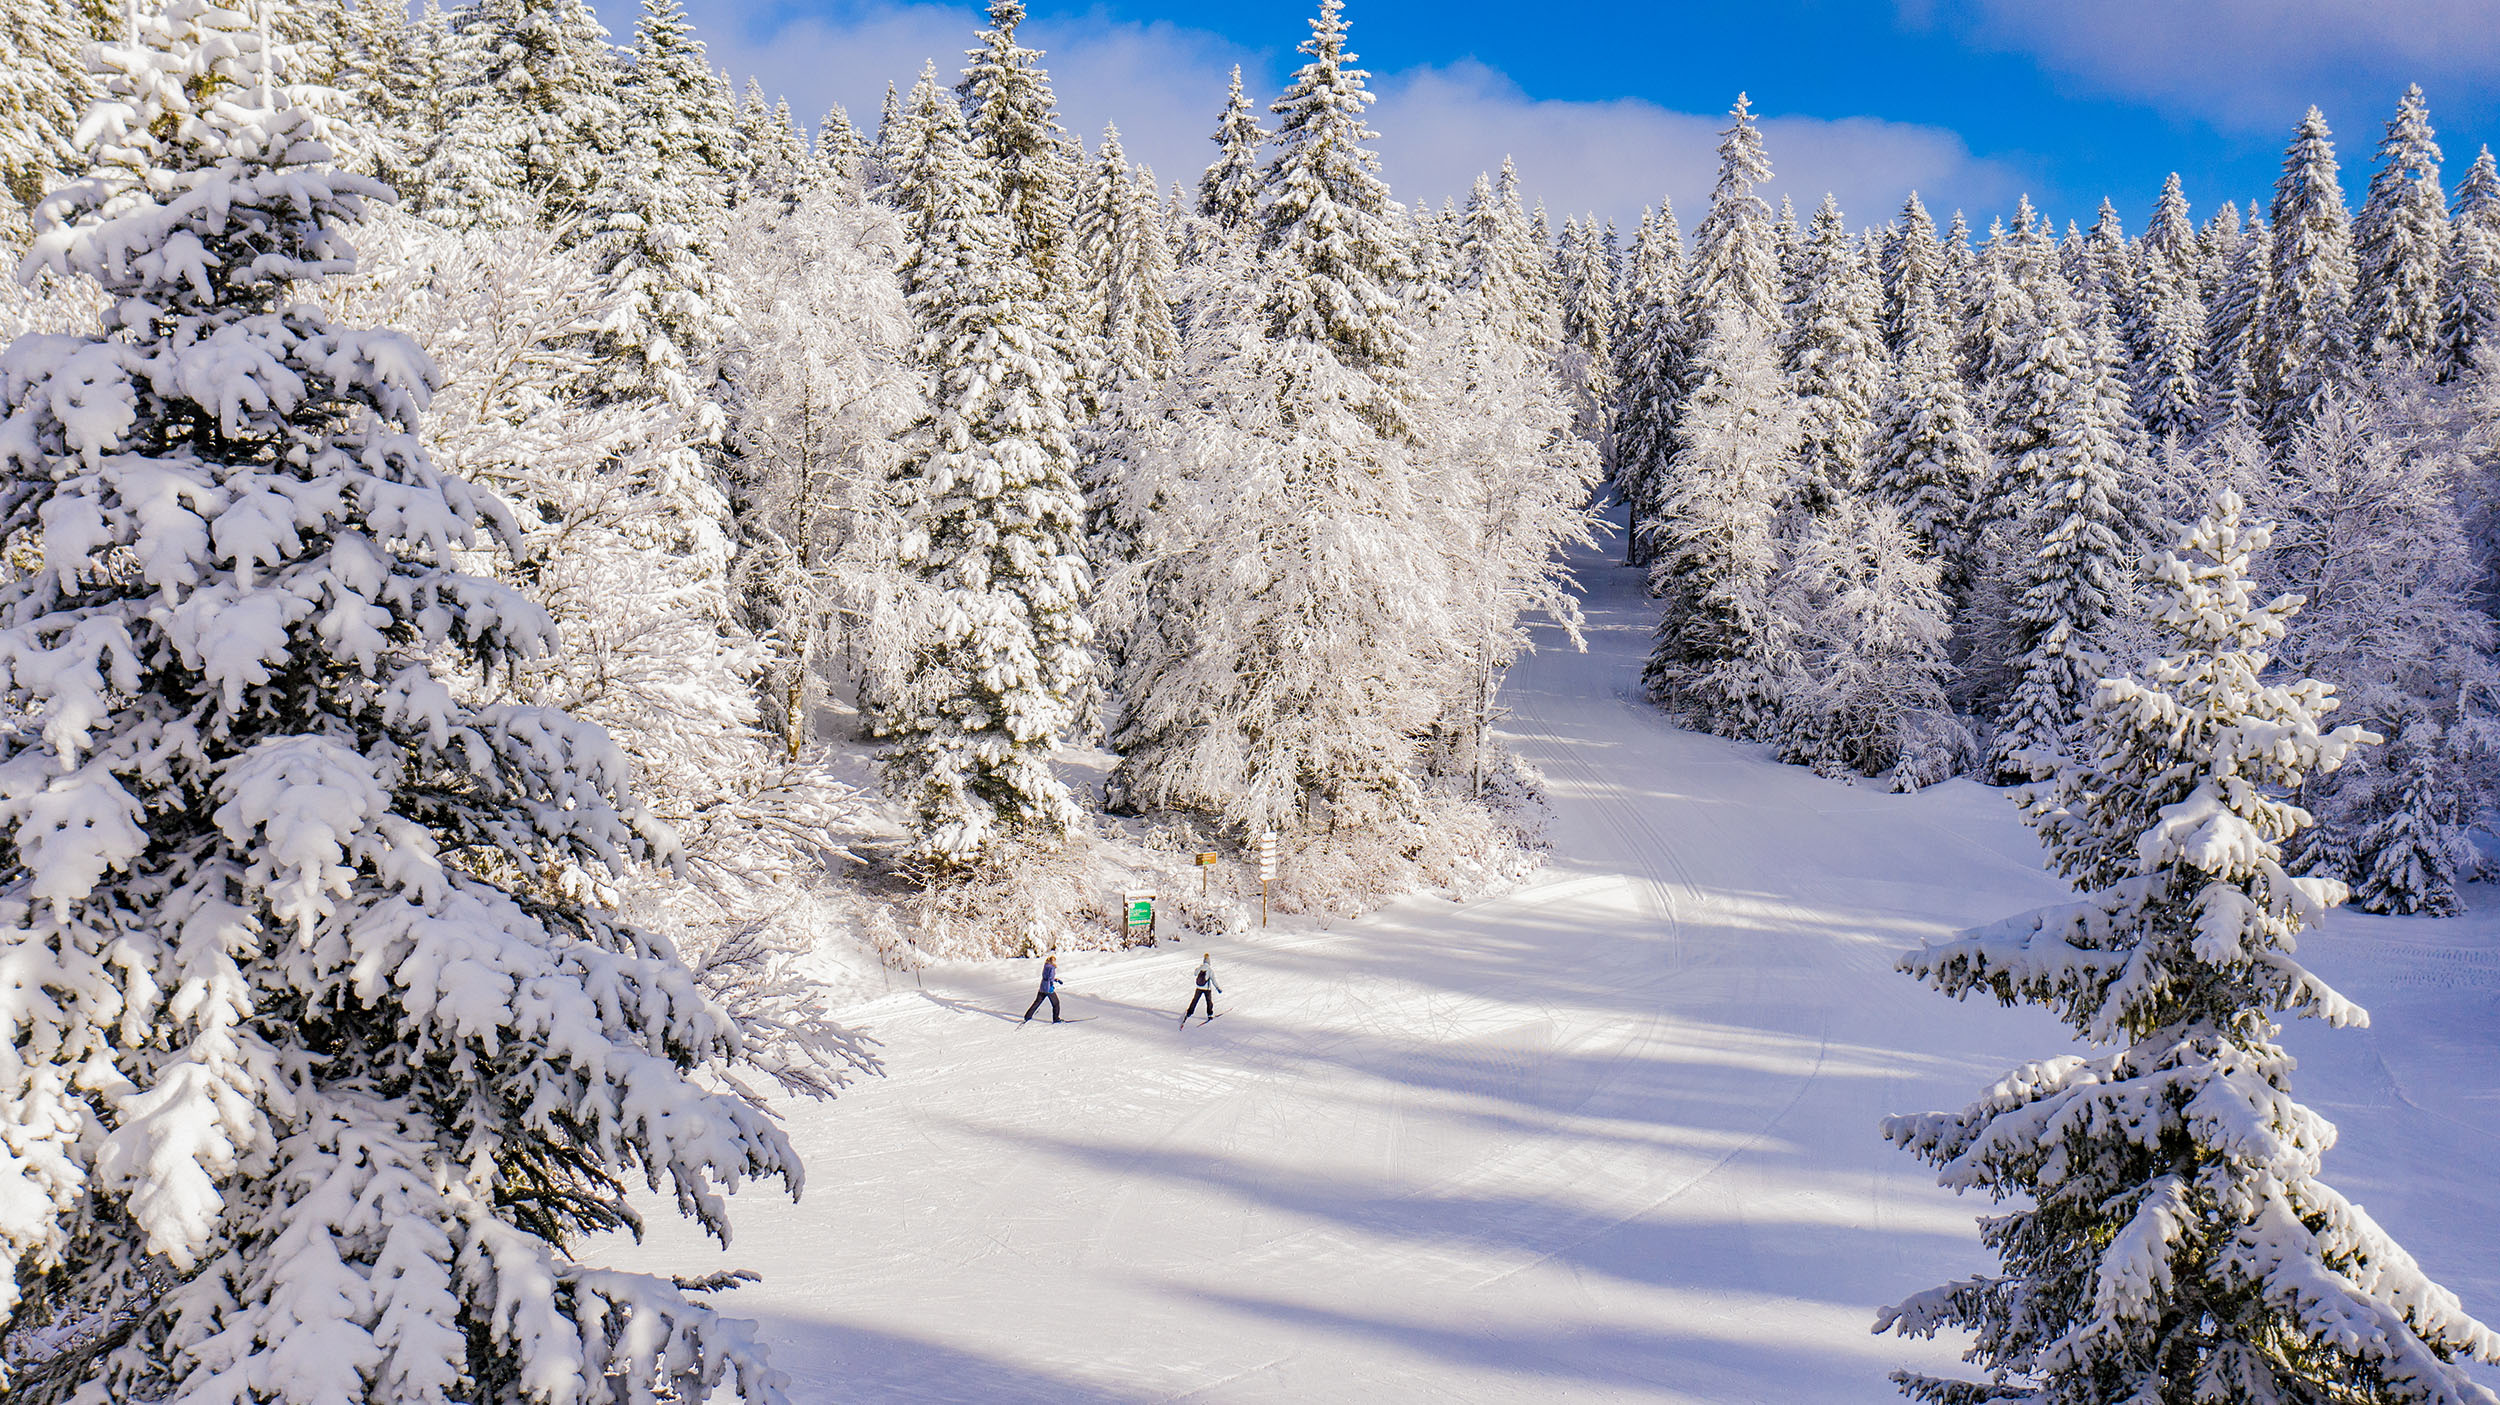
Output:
[1880, 492, 2500, 1405]
[0, 5, 799, 1398]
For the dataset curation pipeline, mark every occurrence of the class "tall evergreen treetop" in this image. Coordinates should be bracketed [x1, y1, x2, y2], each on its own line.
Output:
[1682, 93, 1782, 331]
[1880, 190, 1942, 355]
[2263, 106, 2359, 440]
[1259, 0, 1414, 389]
[2146, 171, 2198, 277]
[1198, 63, 1266, 236]
[959, 0, 1082, 302]
[2440, 145, 2500, 375]
[2355, 83, 2449, 369]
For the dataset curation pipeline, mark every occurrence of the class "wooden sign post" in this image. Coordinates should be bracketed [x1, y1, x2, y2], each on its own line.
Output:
[1256, 830, 1277, 927]
[1122, 888, 1156, 942]
[1194, 851, 1218, 897]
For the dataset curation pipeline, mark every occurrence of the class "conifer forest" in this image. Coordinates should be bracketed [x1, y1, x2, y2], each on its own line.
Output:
[2, 0, 2499, 1400]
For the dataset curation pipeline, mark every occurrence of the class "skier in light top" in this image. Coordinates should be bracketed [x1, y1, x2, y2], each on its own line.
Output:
[1022, 953, 1066, 1024]
[1182, 954, 1221, 1025]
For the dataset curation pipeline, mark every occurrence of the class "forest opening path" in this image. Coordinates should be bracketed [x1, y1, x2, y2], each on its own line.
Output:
[615, 539, 2500, 1404]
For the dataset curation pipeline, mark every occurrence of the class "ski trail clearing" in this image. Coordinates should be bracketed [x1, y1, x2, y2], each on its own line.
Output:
[607, 538, 2500, 1403]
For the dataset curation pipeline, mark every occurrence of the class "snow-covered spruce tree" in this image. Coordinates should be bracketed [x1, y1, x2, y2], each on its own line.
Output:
[1880, 191, 1943, 356]
[1197, 64, 1266, 239]
[423, 0, 623, 232]
[2202, 203, 2272, 434]
[1679, 95, 1783, 354]
[1642, 307, 1800, 740]
[1612, 200, 1683, 562]
[1870, 285, 1988, 598]
[2355, 84, 2449, 372]
[813, 104, 869, 193]
[2351, 730, 2471, 918]
[1782, 193, 1888, 511]
[1455, 166, 1561, 352]
[2439, 146, 2500, 379]
[1557, 213, 1620, 457]
[2129, 233, 2208, 445]
[0, 6, 802, 1399]
[2262, 107, 2360, 442]
[1776, 496, 1965, 788]
[1989, 300, 2144, 784]
[958, 0, 1083, 311]
[1878, 490, 2500, 1404]
[880, 92, 1091, 864]
[1075, 124, 1178, 383]
[2145, 172, 2201, 292]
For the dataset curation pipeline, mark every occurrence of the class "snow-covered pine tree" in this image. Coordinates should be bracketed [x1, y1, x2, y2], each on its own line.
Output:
[1642, 307, 1800, 740]
[1076, 127, 1179, 382]
[2439, 146, 2500, 379]
[597, 0, 737, 428]
[2144, 171, 2200, 292]
[0, 5, 802, 1397]
[1870, 285, 1988, 597]
[1680, 95, 1783, 348]
[0, 0, 101, 246]
[1557, 212, 1620, 458]
[814, 103, 869, 192]
[1260, 0, 1414, 394]
[1781, 193, 1888, 511]
[958, 0, 1084, 310]
[1612, 200, 1684, 563]
[2202, 203, 2272, 433]
[2129, 230, 2208, 444]
[1456, 167, 1560, 352]
[1197, 64, 1266, 238]
[1775, 496, 1963, 787]
[1880, 489, 2500, 1404]
[2354, 84, 2449, 371]
[1879, 191, 1943, 356]
[2262, 107, 2360, 442]
[882, 90, 1092, 864]
[428, 0, 624, 231]
[865, 79, 904, 188]
[1989, 293, 2142, 783]
[2351, 728, 2470, 918]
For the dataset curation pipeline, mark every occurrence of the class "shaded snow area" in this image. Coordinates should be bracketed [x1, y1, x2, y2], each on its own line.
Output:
[604, 542, 2500, 1402]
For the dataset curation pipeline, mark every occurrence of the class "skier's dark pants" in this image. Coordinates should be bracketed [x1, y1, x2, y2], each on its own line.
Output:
[1184, 989, 1215, 1020]
[1023, 991, 1061, 1022]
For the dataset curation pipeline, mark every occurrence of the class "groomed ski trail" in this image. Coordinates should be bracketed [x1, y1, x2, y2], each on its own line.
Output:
[606, 536, 2500, 1403]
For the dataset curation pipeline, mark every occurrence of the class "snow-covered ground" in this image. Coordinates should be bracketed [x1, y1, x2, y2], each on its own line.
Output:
[613, 541, 2500, 1403]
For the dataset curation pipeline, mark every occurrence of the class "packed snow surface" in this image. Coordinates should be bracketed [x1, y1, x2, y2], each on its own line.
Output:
[614, 542, 2500, 1402]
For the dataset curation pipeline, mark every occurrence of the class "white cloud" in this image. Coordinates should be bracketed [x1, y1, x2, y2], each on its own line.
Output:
[657, 0, 2030, 230]
[1914, 0, 2500, 135]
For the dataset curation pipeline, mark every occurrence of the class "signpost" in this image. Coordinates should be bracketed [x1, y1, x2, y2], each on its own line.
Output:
[1195, 851, 1218, 897]
[1256, 830, 1277, 927]
[1122, 888, 1156, 942]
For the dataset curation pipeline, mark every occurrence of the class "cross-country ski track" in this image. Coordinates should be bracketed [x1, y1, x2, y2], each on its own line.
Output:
[605, 541, 2500, 1403]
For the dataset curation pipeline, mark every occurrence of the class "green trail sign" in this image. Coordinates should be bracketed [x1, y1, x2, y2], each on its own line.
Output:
[1123, 889, 1156, 934]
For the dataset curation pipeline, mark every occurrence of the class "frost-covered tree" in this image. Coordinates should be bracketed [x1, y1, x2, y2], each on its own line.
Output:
[1103, 242, 1447, 835]
[1455, 164, 1559, 352]
[714, 190, 923, 754]
[1681, 95, 1783, 346]
[1880, 490, 2500, 1404]
[2351, 733, 2471, 918]
[2262, 107, 2360, 441]
[1, 0, 102, 247]
[813, 103, 869, 192]
[2144, 172, 2200, 291]
[0, 6, 803, 1398]
[1782, 193, 1888, 509]
[2202, 204, 2272, 433]
[1557, 212, 1620, 454]
[2129, 236, 2208, 444]
[2355, 84, 2449, 371]
[1643, 308, 1799, 740]
[2439, 146, 2500, 378]
[1197, 64, 1266, 238]
[1776, 497, 1964, 788]
[881, 93, 1092, 864]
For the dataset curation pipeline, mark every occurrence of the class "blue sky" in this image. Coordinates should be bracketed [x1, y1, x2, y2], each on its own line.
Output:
[659, 0, 2500, 237]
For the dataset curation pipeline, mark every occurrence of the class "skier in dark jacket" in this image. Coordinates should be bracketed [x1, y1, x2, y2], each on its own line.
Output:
[1182, 954, 1220, 1024]
[1022, 954, 1065, 1023]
